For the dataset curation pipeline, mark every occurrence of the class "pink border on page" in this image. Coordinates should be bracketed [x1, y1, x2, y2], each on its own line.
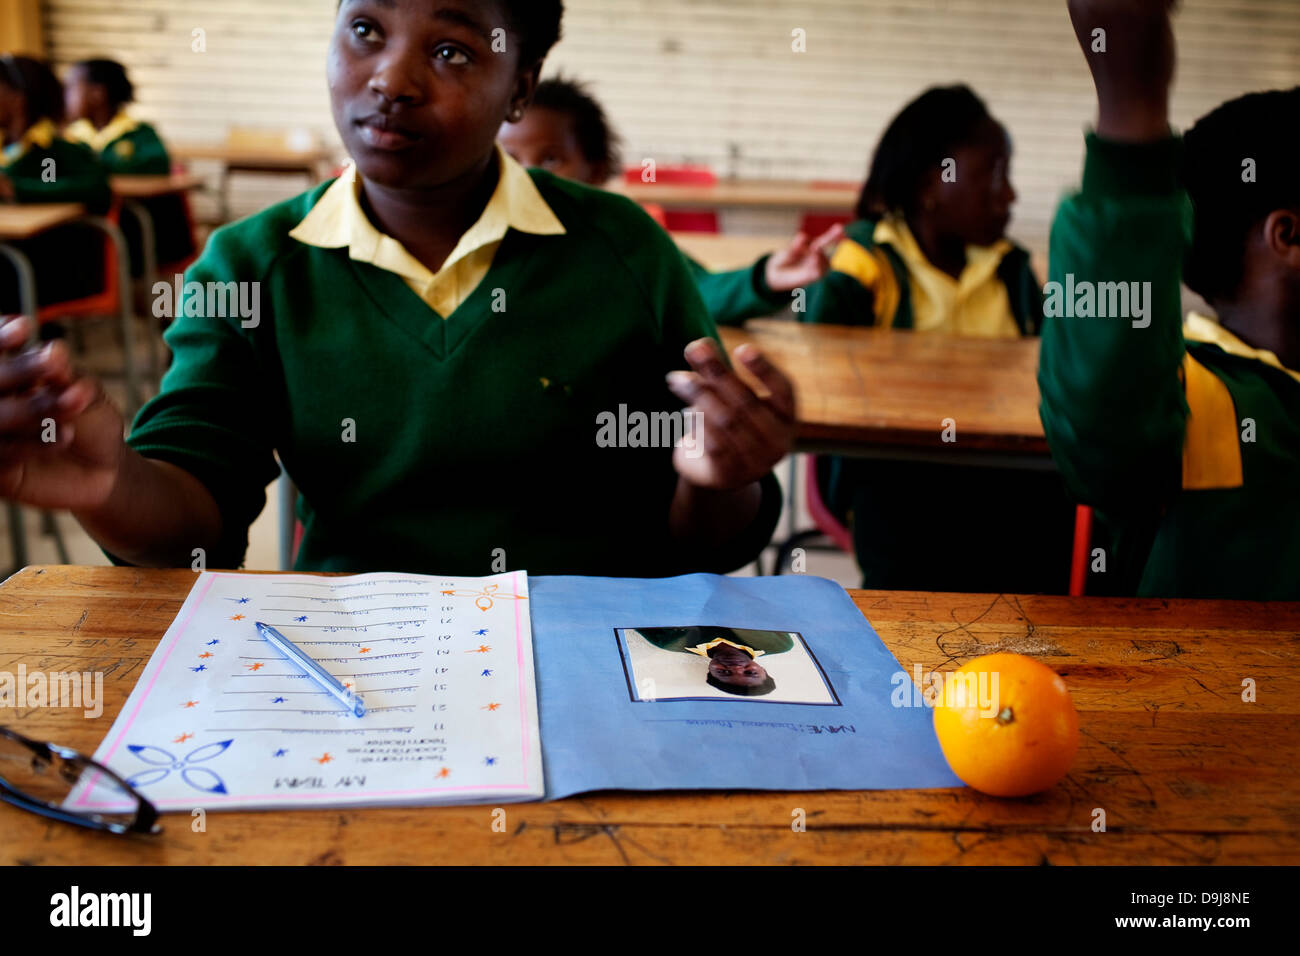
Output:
[78, 571, 535, 808]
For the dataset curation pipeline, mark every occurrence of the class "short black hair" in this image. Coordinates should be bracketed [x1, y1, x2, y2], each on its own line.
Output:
[857, 84, 997, 221]
[335, 1, 563, 67]
[75, 58, 135, 112]
[1182, 87, 1300, 304]
[531, 75, 622, 176]
[0, 55, 65, 125]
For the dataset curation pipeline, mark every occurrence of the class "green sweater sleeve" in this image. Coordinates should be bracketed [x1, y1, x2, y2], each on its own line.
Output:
[123, 222, 284, 568]
[1037, 133, 1191, 511]
[103, 124, 171, 175]
[686, 253, 791, 327]
[798, 269, 878, 326]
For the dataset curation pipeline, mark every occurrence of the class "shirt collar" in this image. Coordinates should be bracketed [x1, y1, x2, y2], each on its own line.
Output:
[65, 110, 140, 153]
[2, 117, 57, 166]
[685, 638, 765, 659]
[1185, 312, 1300, 384]
[873, 215, 1012, 292]
[289, 142, 566, 281]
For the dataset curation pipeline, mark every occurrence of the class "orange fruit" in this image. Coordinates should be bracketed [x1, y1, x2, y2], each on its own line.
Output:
[932, 652, 1079, 797]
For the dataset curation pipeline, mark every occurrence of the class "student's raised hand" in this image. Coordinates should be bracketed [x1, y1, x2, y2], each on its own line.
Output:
[0, 316, 126, 510]
[763, 223, 845, 293]
[666, 338, 796, 489]
[1068, 0, 1178, 141]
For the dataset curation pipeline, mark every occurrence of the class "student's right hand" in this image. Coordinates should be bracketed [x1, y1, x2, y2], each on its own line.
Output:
[1067, 0, 1177, 142]
[0, 316, 126, 511]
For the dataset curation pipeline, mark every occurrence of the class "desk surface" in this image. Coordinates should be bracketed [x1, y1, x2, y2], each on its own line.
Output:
[110, 173, 206, 199]
[0, 203, 86, 240]
[172, 143, 336, 170]
[672, 232, 787, 271]
[612, 179, 858, 210]
[721, 320, 1047, 454]
[2, 565, 1296, 865]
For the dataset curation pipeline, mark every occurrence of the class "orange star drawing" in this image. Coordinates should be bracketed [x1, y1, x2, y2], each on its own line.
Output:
[183, 700, 198, 708]
[343, 681, 353, 690]
[246, 662, 265, 671]
[317, 753, 333, 764]
[437, 767, 451, 778]
[440, 590, 455, 595]
[482, 702, 501, 711]
[230, 614, 245, 621]
[198, 652, 213, 659]
[359, 647, 371, 654]
[467, 644, 491, 654]
[174, 733, 194, 743]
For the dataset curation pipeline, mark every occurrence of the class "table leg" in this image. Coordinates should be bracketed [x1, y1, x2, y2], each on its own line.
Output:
[121, 199, 160, 384]
[0, 241, 39, 572]
[76, 216, 140, 417]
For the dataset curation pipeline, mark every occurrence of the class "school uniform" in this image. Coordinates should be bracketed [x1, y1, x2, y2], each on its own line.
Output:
[0, 118, 111, 312]
[121, 145, 780, 575]
[1039, 134, 1300, 599]
[65, 111, 196, 272]
[801, 214, 1074, 594]
[637, 626, 793, 658]
[688, 255, 793, 326]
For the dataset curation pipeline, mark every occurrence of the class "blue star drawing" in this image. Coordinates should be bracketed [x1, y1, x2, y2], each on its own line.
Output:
[484, 757, 496, 766]
[207, 639, 219, 645]
[481, 668, 493, 677]
[295, 615, 308, 623]
[271, 696, 287, 703]
[227, 597, 250, 604]
[474, 628, 488, 636]
[126, 740, 233, 794]
[273, 749, 288, 757]
[191, 664, 207, 672]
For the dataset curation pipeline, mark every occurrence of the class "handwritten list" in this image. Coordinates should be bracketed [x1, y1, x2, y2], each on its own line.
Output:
[80, 571, 543, 811]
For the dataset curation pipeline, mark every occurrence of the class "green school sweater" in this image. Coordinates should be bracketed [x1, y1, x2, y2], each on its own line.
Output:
[1039, 134, 1300, 600]
[123, 170, 781, 576]
[0, 135, 112, 313]
[88, 122, 171, 176]
[686, 254, 792, 326]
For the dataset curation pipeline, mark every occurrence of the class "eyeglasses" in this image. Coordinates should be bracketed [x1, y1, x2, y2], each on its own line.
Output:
[0, 726, 161, 835]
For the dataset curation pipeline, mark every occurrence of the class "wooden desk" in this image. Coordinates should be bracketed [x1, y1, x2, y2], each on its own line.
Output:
[0, 203, 85, 241]
[613, 179, 857, 211]
[110, 173, 206, 200]
[172, 143, 336, 173]
[2, 565, 1296, 865]
[721, 320, 1047, 460]
[672, 233, 787, 272]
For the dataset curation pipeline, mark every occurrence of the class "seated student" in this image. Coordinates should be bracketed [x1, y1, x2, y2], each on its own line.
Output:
[63, 58, 197, 273]
[0, 55, 111, 317]
[1039, 0, 1299, 600]
[801, 85, 1073, 593]
[0, 0, 792, 579]
[497, 76, 841, 327]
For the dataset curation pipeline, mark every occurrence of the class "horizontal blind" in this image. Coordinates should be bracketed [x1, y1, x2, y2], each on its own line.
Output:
[42, 0, 1300, 250]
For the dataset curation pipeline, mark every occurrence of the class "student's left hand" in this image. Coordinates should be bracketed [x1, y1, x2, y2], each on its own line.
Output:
[763, 223, 845, 293]
[667, 338, 796, 489]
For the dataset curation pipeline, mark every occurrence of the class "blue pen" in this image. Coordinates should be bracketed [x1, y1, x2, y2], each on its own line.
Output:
[255, 622, 366, 717]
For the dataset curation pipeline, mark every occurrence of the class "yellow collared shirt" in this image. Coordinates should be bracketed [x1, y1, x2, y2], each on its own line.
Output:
[65, 110, 140, 154]
[1184, 312, 1300, 385]
[2, 117, 57, 168]
[289, 143, 566, 318]
[685, 638, 765, 659]
[872, 216, 1020, 338]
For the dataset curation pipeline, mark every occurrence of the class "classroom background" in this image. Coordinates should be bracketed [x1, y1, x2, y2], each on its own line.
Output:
[2, 0, 1298, 581]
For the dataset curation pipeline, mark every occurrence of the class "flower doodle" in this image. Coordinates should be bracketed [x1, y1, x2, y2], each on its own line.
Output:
[125, 739, 233, 794]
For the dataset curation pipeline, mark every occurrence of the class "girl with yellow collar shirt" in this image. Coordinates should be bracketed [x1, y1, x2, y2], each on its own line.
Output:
[0, 55, 111, 316]
[802, 86, 1073, 594]
[64, 59, 196, 272]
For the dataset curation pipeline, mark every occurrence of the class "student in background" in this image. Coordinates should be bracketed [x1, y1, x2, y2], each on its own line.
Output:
[498, 76, 841, 327]
[0, 0, 792, 578]
[1039, 0, 1298, 599]
[802, 85, 1073, 593]
[63, 58, 196, 272]
[0, 54, 111, 317]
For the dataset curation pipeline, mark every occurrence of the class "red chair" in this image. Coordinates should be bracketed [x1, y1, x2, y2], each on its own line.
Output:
[773, 455, 853, 573]
[1069, 505, 1093, 596]
[624, 165, 720, 234]
[37, 200, 124, 326]
[798, 212, 853, 238]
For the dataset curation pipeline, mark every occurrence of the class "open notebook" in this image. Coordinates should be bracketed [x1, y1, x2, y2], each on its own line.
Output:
[81, 570, 960, 812]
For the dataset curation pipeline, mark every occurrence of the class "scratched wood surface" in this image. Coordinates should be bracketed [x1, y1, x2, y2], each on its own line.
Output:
[2, 566, 1297, 865]
[720, 321, 1048, 453]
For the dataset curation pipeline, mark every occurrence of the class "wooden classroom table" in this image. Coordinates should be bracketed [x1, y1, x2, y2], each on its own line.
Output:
[171, 143, 336, 174]
[612, 178, 857, 211]
[1, 565, 1296, 865]
[0, 203, 86, 241]
[672, 232, 788, 271]
[720, 320, 1048, 466]
[110, 172, 207, 200]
